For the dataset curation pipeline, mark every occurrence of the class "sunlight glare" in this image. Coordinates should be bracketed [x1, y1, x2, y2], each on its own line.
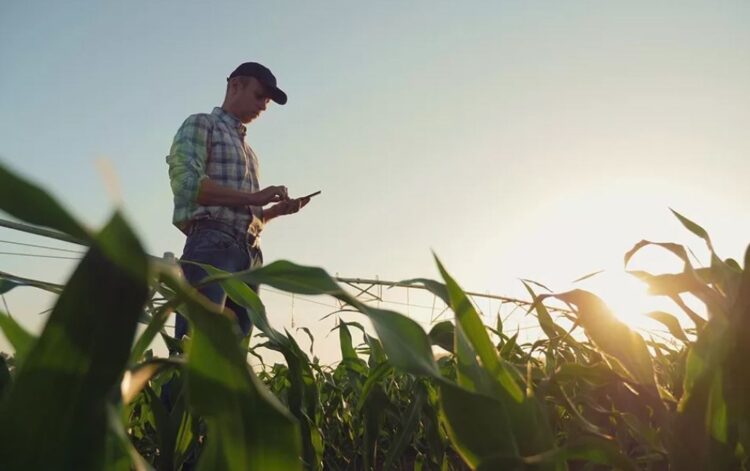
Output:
[593, 271, 656, 331]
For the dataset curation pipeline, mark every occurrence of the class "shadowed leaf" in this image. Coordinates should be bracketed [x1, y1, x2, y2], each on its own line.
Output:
[645, 311, 689, 342]
[0, 160, 89, 241]
[0, 213, 149, 471]
[540, 289, 656, 387]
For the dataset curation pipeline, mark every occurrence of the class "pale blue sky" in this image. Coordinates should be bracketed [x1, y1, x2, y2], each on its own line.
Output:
[2, 1, 750, 359]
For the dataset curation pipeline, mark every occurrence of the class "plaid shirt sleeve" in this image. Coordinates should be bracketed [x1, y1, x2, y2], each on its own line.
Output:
[166, 114, 212, 228]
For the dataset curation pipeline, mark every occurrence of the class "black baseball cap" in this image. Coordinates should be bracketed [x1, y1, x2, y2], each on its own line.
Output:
[227, 62, 288, 105]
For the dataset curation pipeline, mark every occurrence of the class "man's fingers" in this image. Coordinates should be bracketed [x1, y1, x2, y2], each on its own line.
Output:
[272, 197, 310, 216]
[282, 200, 295, 215]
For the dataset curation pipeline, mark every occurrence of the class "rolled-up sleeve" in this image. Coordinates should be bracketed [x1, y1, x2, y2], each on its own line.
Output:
[166, 114, 212, 228]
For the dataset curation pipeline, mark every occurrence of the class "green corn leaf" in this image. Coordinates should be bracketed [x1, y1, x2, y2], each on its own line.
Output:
[0, 272, 63, 295]
[553, 384, 613, 439]
[362, 379, 389, 470]
[0, 311, 35, 368]
[619, 412, 665, 453]
[392, 260, 558, 464]
[161, 274, 303, 471]
[563, 437, 638, 469]
[435, 255, 524, 402]
[541, 289, 656, 388]
[475, 438, 634, 470]
[129, 299, 179, 364]
[624, 240, 691, 268]
[572, 269, 605, 284]
[724, 246, 750, 458]
[356, 361, 393, 411]
[0, 212, 149, 471]
[553, 362, 619, 387]
[707, 371, 728, 443]
[383, 391, 424, 469]
[454, 320, 493, 393]
[518, 436, 638, 471]
[143, 376, 195, 471]
[670, 209, 712, 249]
[499, 332, 519, 359]
[172, 397, 198, 471]
[521, 278, 554, 293]
[0, 159, 89, 241]
[625, 241, 727, 318]
[399, 277, 450, 305]
[438, 380, 519, 467]
[233, 261, 441, 378]
[197, 263, 321, 469]
[0, 279, 21, 295]
[669, 301, 738, 469]
[296, 326, 315, 355]
[523, 281, 565, 341]
[338, 321, 358, 362]
[105, 404, 153, 471]
[672, 356, 737, 468]
[143, 385, 178, 470]
[282, 328, 325, 470]
[121, 357, 183, 405]
[628, 270, 705, 297]
[0, 355, 11, 398]
[645, 311, 689, 342]
[364, 333, 387, 365]
[205, 260, 341, 296]
[353, 304, 441, 377]
[428, 321, 454, 353]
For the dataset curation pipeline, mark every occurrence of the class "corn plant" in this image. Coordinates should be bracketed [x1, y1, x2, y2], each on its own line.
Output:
[0, 158, 748, 470]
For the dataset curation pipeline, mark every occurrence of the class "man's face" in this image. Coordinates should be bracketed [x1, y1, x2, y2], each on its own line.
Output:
[233, 77, 271, 123]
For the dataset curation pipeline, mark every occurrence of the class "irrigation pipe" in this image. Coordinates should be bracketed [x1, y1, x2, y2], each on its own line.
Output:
[0, 216, 571, 313]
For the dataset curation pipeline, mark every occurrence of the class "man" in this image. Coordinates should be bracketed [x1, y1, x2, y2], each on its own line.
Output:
[166, 62, 310, 341]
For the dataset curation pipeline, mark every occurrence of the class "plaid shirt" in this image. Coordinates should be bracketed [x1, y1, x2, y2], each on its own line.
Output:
[166, 107, 264, 236]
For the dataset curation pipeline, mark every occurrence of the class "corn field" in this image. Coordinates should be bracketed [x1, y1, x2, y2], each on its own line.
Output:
[0, 160, 748, 471]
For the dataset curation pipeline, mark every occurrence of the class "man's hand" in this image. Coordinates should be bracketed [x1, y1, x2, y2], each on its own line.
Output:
[255, 185, 289, 205]
[263, 196, 311, 223]
[195, 180, 292, 208]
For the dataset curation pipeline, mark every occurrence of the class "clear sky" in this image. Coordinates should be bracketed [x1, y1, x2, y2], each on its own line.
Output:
[1, 1, 749, 361]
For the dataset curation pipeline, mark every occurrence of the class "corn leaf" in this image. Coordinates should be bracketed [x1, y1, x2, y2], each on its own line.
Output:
[162, 276, 303, 471]
[0, 311, 35, 367]
[435, 255, 524, 402]
[0, 213, 149, 471]
[0, 159, 89, 241]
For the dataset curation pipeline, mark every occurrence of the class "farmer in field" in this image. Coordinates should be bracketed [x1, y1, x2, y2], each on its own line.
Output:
[166, 62, 310, 341]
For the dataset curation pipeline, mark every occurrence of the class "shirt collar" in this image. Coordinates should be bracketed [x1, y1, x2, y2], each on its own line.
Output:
[212, 107, 247, 138]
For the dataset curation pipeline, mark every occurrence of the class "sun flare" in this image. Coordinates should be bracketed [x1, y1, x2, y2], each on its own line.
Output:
[595, 272, 655, 329]
[581, 270, 688, 338]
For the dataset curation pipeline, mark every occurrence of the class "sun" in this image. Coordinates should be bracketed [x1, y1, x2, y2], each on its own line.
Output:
[581, 270, 683, 336]
[595, 272, 655, 328]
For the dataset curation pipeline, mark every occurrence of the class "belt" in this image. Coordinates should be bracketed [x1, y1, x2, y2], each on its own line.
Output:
[187, 219, 260, 248]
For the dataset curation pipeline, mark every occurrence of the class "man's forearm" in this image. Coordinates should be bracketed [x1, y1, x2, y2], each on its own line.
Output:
[196, 178, 261, 207]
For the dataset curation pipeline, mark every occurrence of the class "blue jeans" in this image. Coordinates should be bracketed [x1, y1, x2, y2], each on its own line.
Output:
[174, 221, 263, 342]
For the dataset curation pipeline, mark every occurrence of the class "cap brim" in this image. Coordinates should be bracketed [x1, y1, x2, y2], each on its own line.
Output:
[268, 86, 287, 105]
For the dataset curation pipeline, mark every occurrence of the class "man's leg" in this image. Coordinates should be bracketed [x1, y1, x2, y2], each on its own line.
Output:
[164, 227, 251, 468]
[174, 228, 251, 341]
[175, 262, 227, 340]
[223, 245, 263, 337]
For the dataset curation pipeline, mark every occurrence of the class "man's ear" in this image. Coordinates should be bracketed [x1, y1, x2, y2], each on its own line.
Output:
[227, 78, 238, 94]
